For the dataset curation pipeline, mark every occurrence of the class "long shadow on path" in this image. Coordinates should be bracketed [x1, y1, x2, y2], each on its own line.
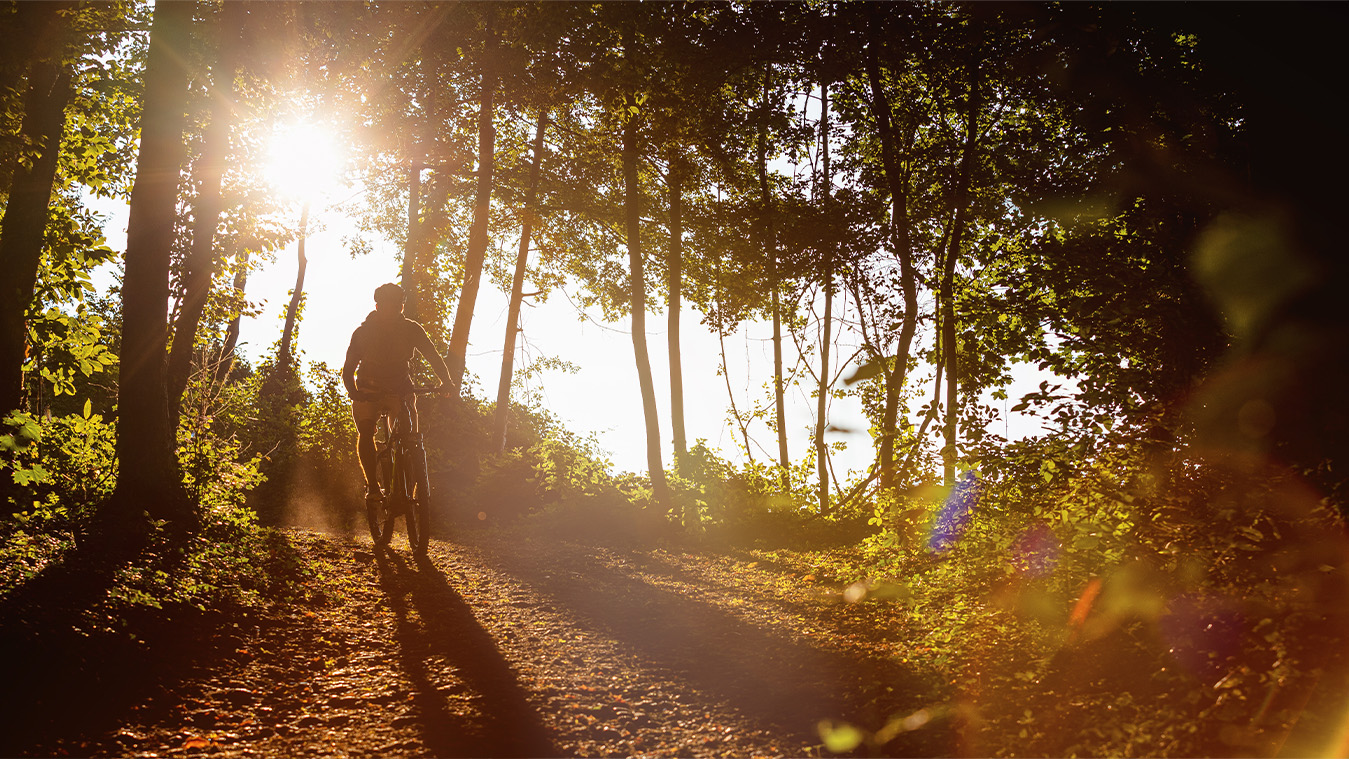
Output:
[481, 540, 955, 757]
[375, 550, 559, 757]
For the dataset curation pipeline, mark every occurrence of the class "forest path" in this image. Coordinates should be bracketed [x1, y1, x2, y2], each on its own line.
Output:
[17, 526, 954, 758]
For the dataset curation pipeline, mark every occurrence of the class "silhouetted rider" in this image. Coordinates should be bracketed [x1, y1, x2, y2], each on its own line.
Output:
[342, 282, 455, 501]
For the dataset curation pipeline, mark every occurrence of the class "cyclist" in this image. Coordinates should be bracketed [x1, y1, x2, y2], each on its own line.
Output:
[342, 282, 455, 504]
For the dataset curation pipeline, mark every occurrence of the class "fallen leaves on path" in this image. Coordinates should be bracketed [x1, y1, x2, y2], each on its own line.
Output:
[9, 528, 951, 758]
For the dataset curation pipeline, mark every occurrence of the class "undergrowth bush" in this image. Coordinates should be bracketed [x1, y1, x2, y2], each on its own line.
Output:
[2, 370, 323, 624]
[786, 421, 1349, 757]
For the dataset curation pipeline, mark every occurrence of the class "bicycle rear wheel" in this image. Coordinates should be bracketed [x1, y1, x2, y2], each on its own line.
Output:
[368, 447, 394, 546]
[383, 447, 412, 550]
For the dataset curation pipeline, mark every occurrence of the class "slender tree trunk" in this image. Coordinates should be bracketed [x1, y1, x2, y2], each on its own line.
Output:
[899, 360, 943, 488]
[941, 56, 981, 487]
[667, 155, 687, 466]
[277, 203, 309, 369]
[816, 275, 834, 512]
[717, 326, 754, 466]
[446, 25, 498, 384]
[107, 0, 194, 530]
[714, 257, 755, 467]
[941, 283, 956, 485]
[757, 67, 790, 490]
[771, 278, 788, 486]
[815, 79, 833, 514]
[494, 110, 548, 452]
[411, 170, 453, 328]
[0, 5, 73, 415]
[865, 20, 919, 490]
[402, 160, 421, 316]
[401, 40, 448, 324]
[167, 1, 242, 426]
[215, 247, 249, 383]
[621, 49, 667, 503]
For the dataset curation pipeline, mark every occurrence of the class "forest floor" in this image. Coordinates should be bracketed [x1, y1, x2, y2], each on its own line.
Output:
[7, 510, 1348, 758]
[0, 519, 959, 758]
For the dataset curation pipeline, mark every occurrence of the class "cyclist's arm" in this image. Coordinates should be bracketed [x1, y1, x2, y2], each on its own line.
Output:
[342, 336, 361, 397]
[413, 326, 456, 393]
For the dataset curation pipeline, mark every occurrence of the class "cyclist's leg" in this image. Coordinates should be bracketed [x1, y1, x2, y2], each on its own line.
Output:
[352, 401, 381, 497]
[403, 393, 419, 434]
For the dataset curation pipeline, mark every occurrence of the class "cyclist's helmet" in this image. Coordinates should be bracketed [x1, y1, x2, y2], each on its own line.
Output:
[374, 282, 404, 305]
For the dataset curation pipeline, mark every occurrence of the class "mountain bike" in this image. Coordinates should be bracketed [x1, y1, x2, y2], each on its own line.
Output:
[365, 388, 437, 555]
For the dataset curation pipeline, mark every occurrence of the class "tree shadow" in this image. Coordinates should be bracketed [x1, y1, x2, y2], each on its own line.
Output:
[480, 540, 956, 757]
[0, 531, 312, 755]
[374, 549, 559, 758]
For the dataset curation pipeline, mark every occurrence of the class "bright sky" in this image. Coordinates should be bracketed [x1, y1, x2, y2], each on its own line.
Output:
[234, 212, 881, 477]
[91, 198, 1051, 480]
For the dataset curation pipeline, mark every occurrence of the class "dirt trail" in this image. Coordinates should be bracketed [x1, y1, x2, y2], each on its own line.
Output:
[9, 527, 952, 758]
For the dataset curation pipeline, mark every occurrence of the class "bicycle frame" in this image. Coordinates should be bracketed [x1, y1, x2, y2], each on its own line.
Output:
[366, 389, 436, 554]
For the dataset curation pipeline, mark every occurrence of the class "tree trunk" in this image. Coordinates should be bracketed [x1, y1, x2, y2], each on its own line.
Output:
[865, 19, 919, 491]
[0, 5, 73, 415]
[402, 159, 421, 316]
[277, 203, 309, 369]
[214, 246, 249, 383]
[107, 0, 194, 531]
[494, 110, 547, 452]
[941, 56, 981, 487]
[816, 275, 834, 512]
[667, 154, 687, 467]
[899, 359, 944, 488]
[167, 1, 242, 426]
[621, 60, 667, 502]
[400, 40, 447, 324]
[757, 67, 790, 490]
[446, 25, 498, 384]
[815, 79, 832, 514]
[718, 325, 755, 467]
[714, 255, 755, 470]
[409, 168, 453, 329]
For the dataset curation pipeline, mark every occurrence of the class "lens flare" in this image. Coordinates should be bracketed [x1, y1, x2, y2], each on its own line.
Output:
[1323, 700, 1349, 758]
[1068, 576, 1103, 634]
[927, 471, 981, 554]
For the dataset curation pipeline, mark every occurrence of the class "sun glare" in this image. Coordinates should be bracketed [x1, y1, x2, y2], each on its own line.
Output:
[264, 121, 344, 203]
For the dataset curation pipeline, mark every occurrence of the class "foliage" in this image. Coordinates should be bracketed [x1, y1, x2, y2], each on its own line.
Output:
[2, 406, 115, 519]
[20, 201, 120, 410]
[772, 421, 1349, 756]
[0, 384, 301, 614]
[103, 486, 320, 617]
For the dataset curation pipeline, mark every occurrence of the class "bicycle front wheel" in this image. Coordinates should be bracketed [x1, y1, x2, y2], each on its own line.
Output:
[400, 459, 422, 552]
[408, 454, 431, 556]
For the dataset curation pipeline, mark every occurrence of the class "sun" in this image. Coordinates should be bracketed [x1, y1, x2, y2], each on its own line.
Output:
[263, 120, 344, 204]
